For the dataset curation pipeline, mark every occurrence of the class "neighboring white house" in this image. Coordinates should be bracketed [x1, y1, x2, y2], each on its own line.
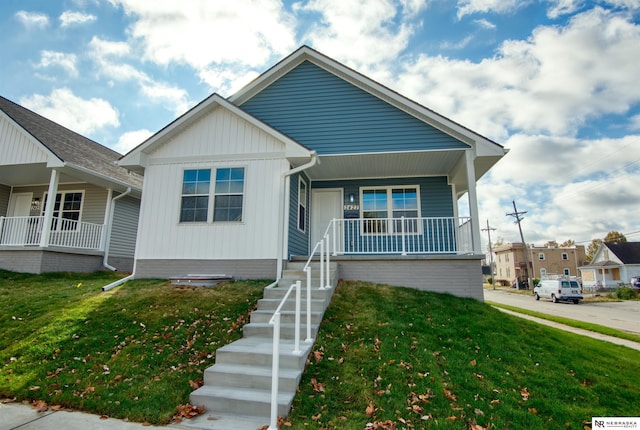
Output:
[0, 96, 143, 273]
[119, 46, 508, 300]
[579, 242, 640, 291]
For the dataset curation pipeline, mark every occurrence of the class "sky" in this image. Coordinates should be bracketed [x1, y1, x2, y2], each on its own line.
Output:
[1, 0, 639, 250]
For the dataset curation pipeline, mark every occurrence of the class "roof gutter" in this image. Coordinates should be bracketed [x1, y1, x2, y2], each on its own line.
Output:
[276, 151, 318, 278]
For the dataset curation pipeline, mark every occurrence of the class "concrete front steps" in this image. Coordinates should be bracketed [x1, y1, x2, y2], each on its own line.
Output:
[189, 261, 338, 423]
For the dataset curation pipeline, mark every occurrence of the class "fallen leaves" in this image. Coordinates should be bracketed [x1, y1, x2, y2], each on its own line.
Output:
[366, 402, 376, 417]
[310, 377, 325, 393]
[520, 387, 530, 401]
[172, 404, 205, 422]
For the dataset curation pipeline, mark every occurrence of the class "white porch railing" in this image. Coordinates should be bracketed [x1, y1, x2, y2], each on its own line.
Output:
[328, 216, 474, 255]
[0, 216, 104, 250]
[268, 233, 332, 430]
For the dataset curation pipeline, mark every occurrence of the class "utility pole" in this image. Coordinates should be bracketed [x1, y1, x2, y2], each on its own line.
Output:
[481, 220, 496, 290]
[506, 201, 532, 290]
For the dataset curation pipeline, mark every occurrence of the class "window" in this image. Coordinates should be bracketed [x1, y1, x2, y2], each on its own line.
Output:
[564, 268, 570, 276]
[298, 178, 307, 232]
[538, 252, 545, 260]
[361, 186, 419, 234]
[562, 252, 569, 260]
[180, 169, 210, 222]
[43, 191, 83, 231]
[214, 167, 244, 222]
[540, 268, 547, 277]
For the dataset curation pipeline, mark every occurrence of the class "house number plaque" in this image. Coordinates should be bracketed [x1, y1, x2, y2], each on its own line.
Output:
[344, 204, 359, 211]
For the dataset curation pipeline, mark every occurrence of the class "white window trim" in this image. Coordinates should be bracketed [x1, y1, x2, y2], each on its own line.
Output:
[297, 177, 307, 233]
[42, 190, 85, 232]
[538, 252, 545, 260]
[562, 252, 569, 260]
[359, 185, 422, 235]
[179, 166, 247, 224]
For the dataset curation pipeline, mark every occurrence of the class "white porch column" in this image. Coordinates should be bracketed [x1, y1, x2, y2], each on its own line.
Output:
[40, 169, 60, 247]
[465, 149, 482, 254]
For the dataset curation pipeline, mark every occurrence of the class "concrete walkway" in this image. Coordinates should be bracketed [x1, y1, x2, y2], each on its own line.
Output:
[0, 401, 268, 430]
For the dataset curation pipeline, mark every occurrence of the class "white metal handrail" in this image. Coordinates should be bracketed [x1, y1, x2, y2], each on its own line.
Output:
[268, 233, 334, 429]
[327, 216, 473, 255]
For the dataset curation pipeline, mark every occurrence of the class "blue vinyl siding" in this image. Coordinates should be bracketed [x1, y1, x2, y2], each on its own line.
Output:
[313, 177, 455, 254]
[288, 172, 310, 256]
[313, 176, 453, 218]
[241, 61, 468, 155]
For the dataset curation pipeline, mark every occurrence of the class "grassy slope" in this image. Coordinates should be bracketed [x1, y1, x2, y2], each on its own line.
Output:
[2, 273, 639, 428]
[288, 281, 640, 429]
[0, 270, 266, 424]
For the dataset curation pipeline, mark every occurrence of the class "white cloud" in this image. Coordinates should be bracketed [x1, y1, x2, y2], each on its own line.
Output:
[59, 10, 97, 27]
[474, 18, 496, 29]
[296, 0, 423, 74]
[108, 0, 296, 74]
[36, 51, 79, 78]
[114, 129, 153, 154]
[604, 0, 640, 9]
[439, 34, 474, 50]
[477, 133, 640, 244]
[20, 88, 119, 135]
[630, 114, 640, 130]
[546, 0, 584, 19]
[14, 11, 49, 29]
[456, 0, 525, 18]
[395, 7, 640, 140]
[88, 37, 190, 116]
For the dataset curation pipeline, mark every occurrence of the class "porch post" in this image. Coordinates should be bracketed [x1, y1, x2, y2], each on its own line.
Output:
[465, 149, 482, 254]
[40, 169, 60, 247]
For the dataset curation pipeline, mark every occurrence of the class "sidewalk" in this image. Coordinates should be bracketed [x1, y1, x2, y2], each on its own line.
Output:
[494, 307, 640, 351]
[0, 401, 268, 430]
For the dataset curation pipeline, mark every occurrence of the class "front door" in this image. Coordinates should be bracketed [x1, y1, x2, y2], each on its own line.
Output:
[6, 193, 34, 244]
[311, 188, 343, 252]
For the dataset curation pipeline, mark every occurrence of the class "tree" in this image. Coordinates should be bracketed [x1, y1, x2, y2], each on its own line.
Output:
[604, 231, 627, 243]
[586, 232, 628, 262]
[586, 239, 602, 262]
[545, 240, 559, 248]
[560, 239, 575, 247]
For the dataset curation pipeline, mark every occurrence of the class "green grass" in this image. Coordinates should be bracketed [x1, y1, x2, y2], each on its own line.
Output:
[486, 302, 640, 344]
[287, 281, 640, 429]
[0, 270, 266, 424]
[2, 273, 639, 429]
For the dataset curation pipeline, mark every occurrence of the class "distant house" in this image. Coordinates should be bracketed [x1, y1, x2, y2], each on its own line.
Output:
[0, 96, 142, 273]
[119, 46, 507, 300]
[579, 242, 640, 290]
[494, 242, 587, 284]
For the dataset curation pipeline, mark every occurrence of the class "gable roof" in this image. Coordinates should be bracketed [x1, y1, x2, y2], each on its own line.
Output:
[0, 95, 142, 191]
[230, 45, 505, 158]
[119, 93, 313, 174]
[604, 242, 640, 265]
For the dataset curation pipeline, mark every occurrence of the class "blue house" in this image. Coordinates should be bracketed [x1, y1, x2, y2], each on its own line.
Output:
[119, 46, 507, 300]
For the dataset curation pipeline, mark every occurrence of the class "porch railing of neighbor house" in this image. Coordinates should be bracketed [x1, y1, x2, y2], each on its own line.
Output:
[268, 233, 332, 430]
[0, 216, 104, 250]
[327, 216, 473, 255]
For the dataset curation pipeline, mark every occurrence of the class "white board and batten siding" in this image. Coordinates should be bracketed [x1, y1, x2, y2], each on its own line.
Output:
[135, 106, 290, 261]
[0, 114, 51, 165]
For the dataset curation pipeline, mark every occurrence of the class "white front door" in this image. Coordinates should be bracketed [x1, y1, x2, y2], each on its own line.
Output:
[311, 189, 343, 251]
[9, 193, 32, 217]
[5, 193, 34, 244]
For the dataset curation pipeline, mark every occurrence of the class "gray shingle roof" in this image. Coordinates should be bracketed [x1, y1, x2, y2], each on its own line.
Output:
[605, 242, 640, 265]
[0, 95, 142, 189]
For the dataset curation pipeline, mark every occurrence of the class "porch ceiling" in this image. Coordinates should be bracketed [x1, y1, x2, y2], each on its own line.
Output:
[306, 150, 464, 181]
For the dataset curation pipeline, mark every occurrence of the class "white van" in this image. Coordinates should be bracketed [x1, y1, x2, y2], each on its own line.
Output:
[534, 279, 583, 304]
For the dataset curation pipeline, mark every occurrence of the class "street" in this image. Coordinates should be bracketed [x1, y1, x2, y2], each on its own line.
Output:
[483, 288, 640, 335]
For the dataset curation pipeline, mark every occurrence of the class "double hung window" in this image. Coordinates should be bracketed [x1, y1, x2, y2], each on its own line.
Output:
[361, 186, 420, 234]
[43, 191, 83, 231]
[180, 167, 245, 223]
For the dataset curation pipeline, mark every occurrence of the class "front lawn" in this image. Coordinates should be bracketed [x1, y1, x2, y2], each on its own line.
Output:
[0, 270, 266, 424]
[288, 281, 640, 429]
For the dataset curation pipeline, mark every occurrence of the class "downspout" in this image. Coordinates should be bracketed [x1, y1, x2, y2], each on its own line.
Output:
[277, 151, 318, 279]
[103, 187, 132, 271]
